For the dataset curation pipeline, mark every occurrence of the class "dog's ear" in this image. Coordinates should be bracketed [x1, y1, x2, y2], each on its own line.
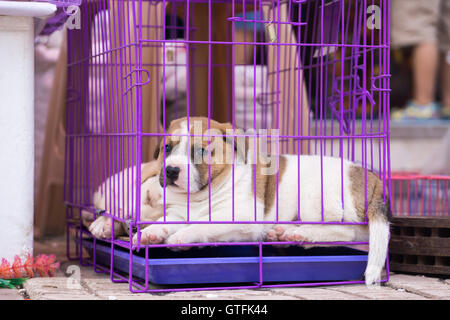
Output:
[153, 142, 161, 160]
[218, 122, 233, 143]
[218, 122, 248, 163]
[217, 122, 235, 148]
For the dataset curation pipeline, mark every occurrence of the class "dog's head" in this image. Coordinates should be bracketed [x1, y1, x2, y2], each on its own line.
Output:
[153, 117, 246, 193]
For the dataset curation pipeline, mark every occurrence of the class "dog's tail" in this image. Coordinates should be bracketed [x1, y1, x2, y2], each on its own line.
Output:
[365, 187, 391, 286]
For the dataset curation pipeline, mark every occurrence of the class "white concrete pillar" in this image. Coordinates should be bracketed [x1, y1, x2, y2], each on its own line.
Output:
[0, 1, 56, 262]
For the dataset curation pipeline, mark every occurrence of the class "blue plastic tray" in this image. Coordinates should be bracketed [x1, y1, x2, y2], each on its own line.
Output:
[83, 239, 368, 285]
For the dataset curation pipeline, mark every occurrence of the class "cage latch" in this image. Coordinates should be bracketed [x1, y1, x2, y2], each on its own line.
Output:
[122, 68, 151, 96]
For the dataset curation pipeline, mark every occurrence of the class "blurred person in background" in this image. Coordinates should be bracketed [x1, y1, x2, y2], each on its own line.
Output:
[390, 0, 450, 120]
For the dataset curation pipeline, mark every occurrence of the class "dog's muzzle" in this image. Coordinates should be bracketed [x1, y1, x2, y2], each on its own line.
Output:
[160, 165, 180, 187]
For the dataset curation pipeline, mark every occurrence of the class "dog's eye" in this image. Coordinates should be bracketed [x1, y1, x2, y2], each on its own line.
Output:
[164, 144, 172, 153]
[193, 146, 206, 159]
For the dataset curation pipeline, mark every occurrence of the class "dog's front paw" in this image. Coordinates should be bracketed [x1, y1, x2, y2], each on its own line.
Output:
[266, 225, 287, 241]
[279, 226, 310, 242]
[166, 229, 198, 251]
[133, 225, 168, 245]
[89, 216, 112, 239]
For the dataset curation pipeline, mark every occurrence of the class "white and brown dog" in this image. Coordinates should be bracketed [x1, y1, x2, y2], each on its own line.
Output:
[135, 117, 391, 286]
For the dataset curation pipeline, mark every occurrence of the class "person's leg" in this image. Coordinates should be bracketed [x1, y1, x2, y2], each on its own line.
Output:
[391, 43, 441, 120]
[390, 0, 441, 120]
[412, 42, 439, 106]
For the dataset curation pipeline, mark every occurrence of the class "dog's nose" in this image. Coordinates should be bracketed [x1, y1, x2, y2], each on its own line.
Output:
[166, 166, 180, 180]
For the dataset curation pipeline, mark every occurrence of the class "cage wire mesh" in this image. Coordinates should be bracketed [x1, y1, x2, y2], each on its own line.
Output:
[391, 174, 450, 217]
[64, 0, 393, 292]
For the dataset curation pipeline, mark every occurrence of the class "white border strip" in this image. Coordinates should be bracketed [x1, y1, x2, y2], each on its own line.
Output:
[0, 1, 57, 18]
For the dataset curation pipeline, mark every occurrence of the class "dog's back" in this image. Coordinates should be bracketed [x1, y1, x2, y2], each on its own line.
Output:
[261, 154, 390, 286]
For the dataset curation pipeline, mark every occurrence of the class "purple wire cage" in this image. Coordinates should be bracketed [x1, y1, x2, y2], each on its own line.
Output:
[65, 0, 392, 292]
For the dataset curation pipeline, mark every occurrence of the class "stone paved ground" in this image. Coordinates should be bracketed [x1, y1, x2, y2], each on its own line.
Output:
[20, 272, 450, 300]
[1, 237, 449, 300]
